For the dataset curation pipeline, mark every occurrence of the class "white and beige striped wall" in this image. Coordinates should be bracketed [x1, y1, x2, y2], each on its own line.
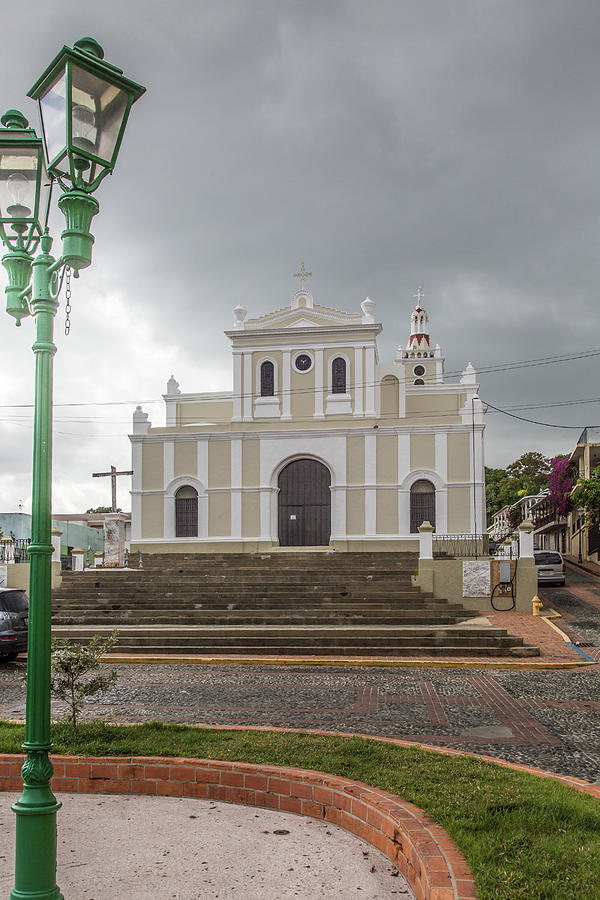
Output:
[130, 427, 485, 549]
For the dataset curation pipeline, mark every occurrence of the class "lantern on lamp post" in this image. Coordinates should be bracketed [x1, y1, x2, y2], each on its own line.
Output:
[0, 110, 50, 323]
[0, 37, 145, 900]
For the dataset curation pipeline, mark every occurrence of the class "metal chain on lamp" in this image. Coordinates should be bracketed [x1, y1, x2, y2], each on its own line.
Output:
[64, 266, 72, 335]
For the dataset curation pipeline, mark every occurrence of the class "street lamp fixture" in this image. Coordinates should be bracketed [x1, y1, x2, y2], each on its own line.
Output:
[0, 37, 145, 900]
[577, 507, 585, 563]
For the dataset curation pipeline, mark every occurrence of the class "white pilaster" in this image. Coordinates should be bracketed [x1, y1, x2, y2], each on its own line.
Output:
[353, 347, 363, 417]
[435, 432, 447, 483]
[365, 347, 376, 417]
[260, 491, 271, 540]
[197, 441, 208, 488]
[314, 349, 324, 417]
[131, 440, 143, 542]
[397, 434, 411, 534]
[164, 441, 174, 489]
[231, 438, 242, 539]
[232, 351, 242, 421]
[163, 440, 175, 540]
[470, 424, 486, 536]
[398, 433, 410, 482]
[165, 399, 177, 427]
[131, 493, 142, 542]
[437, 488, 448, 534]
[282, 350, 291, 419]
[243, 353, 253, 421]
[330, 486, 347, 540]
[365, 432, 377, 535]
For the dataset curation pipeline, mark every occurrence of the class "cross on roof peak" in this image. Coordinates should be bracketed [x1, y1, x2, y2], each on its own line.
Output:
[294, 262, 312, 292]
[413, 285, 425, 307]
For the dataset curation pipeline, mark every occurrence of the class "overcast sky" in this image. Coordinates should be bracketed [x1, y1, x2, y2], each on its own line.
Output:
[1, 0, 599, 514]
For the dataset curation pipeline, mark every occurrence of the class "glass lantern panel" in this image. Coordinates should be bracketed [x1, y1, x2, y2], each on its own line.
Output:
[40, 71, 67, 165]
[0, 147, 38, 221]
[71, 65, 130, 166]
[37, 150, 51, 230]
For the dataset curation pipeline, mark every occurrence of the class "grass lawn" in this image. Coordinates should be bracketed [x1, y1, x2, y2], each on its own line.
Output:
[1, 720, 598, 900]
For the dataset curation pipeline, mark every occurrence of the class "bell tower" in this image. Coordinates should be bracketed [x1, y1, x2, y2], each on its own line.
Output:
[396, 287, 444, 384]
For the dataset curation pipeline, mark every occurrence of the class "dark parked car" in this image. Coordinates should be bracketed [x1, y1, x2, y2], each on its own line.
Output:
[0, 588, 29, 661]
[534, 551, 566, 586]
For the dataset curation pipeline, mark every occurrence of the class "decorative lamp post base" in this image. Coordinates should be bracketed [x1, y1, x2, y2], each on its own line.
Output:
[57, 189, 99, 274]
[2, 249, 32, 323]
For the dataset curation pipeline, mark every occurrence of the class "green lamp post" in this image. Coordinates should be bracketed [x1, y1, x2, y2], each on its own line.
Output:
[0, 38, 145, 900]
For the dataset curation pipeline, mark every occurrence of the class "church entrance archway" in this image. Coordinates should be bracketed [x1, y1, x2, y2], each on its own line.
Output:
[278, 459, 331, 546]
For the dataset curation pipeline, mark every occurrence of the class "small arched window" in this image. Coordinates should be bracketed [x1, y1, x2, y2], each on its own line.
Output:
[410, 480, 436, 533]
[332, 357, 347, 394]
[175, 486, 198, 537]
[260, 361, 275, 397]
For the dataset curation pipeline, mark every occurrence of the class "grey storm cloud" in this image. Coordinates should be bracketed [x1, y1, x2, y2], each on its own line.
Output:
[1, 0, 599, 511]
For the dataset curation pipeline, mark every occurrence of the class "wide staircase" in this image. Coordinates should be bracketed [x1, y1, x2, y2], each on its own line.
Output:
[51, 551, 539, 658]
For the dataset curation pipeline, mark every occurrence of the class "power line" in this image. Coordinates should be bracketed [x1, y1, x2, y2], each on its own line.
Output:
[481, 399, 586, 429]
[0, 344, 599, 410]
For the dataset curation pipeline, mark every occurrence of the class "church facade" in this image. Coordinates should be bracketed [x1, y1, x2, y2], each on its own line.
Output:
[129, 280, 486, 553]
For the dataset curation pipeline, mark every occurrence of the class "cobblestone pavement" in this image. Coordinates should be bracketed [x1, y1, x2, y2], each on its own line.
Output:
[1, 566, 598, 783]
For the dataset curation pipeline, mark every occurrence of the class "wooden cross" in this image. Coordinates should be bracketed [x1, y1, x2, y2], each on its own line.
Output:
[92, 464, 133, 511]
[294, 261, 312, 291]
[413, 286, 425, 306]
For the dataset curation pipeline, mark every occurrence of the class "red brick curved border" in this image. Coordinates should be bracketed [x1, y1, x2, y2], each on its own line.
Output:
[1, 754, 477, 900]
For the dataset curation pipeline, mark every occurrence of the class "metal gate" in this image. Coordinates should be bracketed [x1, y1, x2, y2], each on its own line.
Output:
[278, 459, 331, 546]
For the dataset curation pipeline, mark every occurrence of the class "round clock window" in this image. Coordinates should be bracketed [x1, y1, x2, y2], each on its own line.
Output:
[413, 364, 426, 377]
[295, 353, 312, 372]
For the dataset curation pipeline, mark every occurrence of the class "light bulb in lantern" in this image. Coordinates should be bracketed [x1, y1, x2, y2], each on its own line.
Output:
[72, 104, 96, 155]
[6, 171, 32, 218]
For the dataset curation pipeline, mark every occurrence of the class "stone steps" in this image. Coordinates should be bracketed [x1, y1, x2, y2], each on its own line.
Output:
[50, 552, 538, 658]
[52, 614, 472, 626]
[51, 625, 538, 658]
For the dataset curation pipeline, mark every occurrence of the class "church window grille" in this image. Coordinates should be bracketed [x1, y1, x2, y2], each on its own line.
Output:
[414, 378, 425, 385]
[175, 486, 198, 537]
[332, 357, 347, 393]
[260, 361, 275, 397]
[410, 480, 436, 533]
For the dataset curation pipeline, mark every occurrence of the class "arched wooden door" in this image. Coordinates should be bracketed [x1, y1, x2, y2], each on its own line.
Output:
[278, 459, 331, 546]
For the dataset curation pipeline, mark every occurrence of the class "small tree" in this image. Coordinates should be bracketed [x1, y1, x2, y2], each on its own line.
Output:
[50, 631, 119, 728]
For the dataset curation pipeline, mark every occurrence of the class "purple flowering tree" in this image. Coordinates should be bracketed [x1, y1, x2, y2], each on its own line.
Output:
[547, 456, 575, 550]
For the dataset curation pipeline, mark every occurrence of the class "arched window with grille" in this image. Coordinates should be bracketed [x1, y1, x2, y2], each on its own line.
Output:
[175, 485, 198, 537]
[410, 480, 436, 533]
[332, 357, 347, 394]
[260, 360, 275, 397]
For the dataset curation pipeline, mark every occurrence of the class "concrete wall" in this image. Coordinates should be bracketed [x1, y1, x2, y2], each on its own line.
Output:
[4, 562, 62, 590]
[0, 514, 104, 554]
[414, 556, 537, 612]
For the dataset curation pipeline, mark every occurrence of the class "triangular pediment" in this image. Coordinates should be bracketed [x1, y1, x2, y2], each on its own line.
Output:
[246, 304, 363, 331]
[287, 316, 323, 328]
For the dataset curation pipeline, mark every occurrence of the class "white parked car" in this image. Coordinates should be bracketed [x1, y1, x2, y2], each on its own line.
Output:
[534, 551, 566, 586]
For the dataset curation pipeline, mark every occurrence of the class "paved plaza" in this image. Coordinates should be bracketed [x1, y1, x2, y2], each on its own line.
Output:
[1, 564, 599, 783]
